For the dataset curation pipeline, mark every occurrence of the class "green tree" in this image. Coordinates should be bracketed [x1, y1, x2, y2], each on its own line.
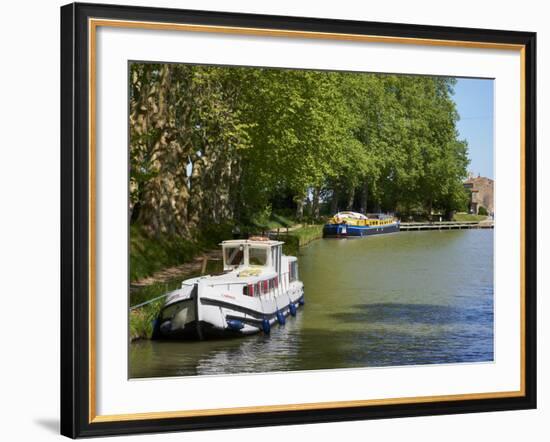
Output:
[129, 63, 471, 237]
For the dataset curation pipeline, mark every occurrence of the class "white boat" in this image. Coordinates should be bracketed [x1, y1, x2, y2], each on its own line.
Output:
[153, 237, 305, 340]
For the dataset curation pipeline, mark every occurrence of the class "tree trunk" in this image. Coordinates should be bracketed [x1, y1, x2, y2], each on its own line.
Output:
[346, 187, 355, 211]
[360, 181, 368, 214]
[330, 188, 339, 214]
[295, 195, 305, 220]
[312, 186, 321, 220]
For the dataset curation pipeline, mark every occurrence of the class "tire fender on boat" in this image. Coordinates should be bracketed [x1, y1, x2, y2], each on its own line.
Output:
[227, 319, 245, 330]
[289, 303, 297, 316]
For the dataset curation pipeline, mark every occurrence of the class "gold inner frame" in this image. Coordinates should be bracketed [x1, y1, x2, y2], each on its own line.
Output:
[87, 18, 527, 423]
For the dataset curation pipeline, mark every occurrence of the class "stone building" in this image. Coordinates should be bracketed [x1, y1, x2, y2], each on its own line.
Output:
[464, 175, 494, 215]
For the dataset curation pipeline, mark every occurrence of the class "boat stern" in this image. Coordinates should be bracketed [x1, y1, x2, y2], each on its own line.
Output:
[323, 223, 348, 238]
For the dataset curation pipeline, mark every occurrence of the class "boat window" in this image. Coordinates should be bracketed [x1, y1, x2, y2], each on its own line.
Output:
[289, 261, 298, 282]
[224, 246, 244, 267]
[271, 247, 277, 272]
[161, 303, 180, 320]
[249, 247, 268, 266]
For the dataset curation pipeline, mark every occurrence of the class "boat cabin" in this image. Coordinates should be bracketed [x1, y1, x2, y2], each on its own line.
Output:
[221, 238, 284, 275]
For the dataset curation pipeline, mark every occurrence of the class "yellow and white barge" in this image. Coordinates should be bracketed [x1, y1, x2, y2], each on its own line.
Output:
[323, 211, 400, 238]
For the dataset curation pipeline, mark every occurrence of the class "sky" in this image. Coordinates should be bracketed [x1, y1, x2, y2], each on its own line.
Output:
[452, 78, 494, 179]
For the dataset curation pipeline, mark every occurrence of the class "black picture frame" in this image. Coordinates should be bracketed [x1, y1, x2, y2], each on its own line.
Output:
[61, 2, 537, 438]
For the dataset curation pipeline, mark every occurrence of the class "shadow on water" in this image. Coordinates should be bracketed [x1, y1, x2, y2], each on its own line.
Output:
[329, 302, 494, 327]
[294, 325, 494, 370]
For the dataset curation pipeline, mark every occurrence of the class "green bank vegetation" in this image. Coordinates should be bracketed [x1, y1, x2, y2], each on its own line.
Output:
[477, 206, 489, 216]
[130, 298, 164, 341]
[130, 223, 232, 282]
[277, 225, 325, 256]
[452, 213, 488, 222]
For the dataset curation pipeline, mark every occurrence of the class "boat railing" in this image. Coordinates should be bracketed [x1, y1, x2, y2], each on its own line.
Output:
[401, 220, 481, 226]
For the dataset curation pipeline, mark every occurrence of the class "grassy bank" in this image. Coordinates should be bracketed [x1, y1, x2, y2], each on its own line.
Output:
[130, 259, 223, 307]
[452, 213, 488, 222]
[130, 223, 231, 282]
[129, 298, 164, 341]
[250, 212, 295, 231]
[279, 224, 324, 256]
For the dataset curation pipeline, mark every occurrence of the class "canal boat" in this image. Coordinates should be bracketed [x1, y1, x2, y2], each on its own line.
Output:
[323, 211, 400, 238]
[152, 237, 304, 340]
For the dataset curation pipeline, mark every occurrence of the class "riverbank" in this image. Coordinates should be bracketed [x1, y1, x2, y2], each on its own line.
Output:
[275, 224, 324, 256]
[130, 224, 233, 282]
[453, 213, 489, 222]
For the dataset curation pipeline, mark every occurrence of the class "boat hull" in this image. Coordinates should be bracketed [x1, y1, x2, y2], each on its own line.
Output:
[154, 281, 305, 340]
[323, 221, 400, 238]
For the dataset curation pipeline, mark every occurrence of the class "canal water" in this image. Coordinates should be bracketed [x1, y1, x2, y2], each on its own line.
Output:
[129, 229, 494, 378]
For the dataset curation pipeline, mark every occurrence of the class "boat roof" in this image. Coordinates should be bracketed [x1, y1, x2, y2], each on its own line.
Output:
[221, 238, 284, 247]
[332, 211, 395, 220]
[333, 211, 368, 220]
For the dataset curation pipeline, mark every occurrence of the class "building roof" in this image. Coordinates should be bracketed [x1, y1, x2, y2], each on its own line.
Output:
[464, 176, 494, 185]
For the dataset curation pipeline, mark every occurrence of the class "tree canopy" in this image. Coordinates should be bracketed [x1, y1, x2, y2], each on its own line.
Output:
[129, 63, 470, 236]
